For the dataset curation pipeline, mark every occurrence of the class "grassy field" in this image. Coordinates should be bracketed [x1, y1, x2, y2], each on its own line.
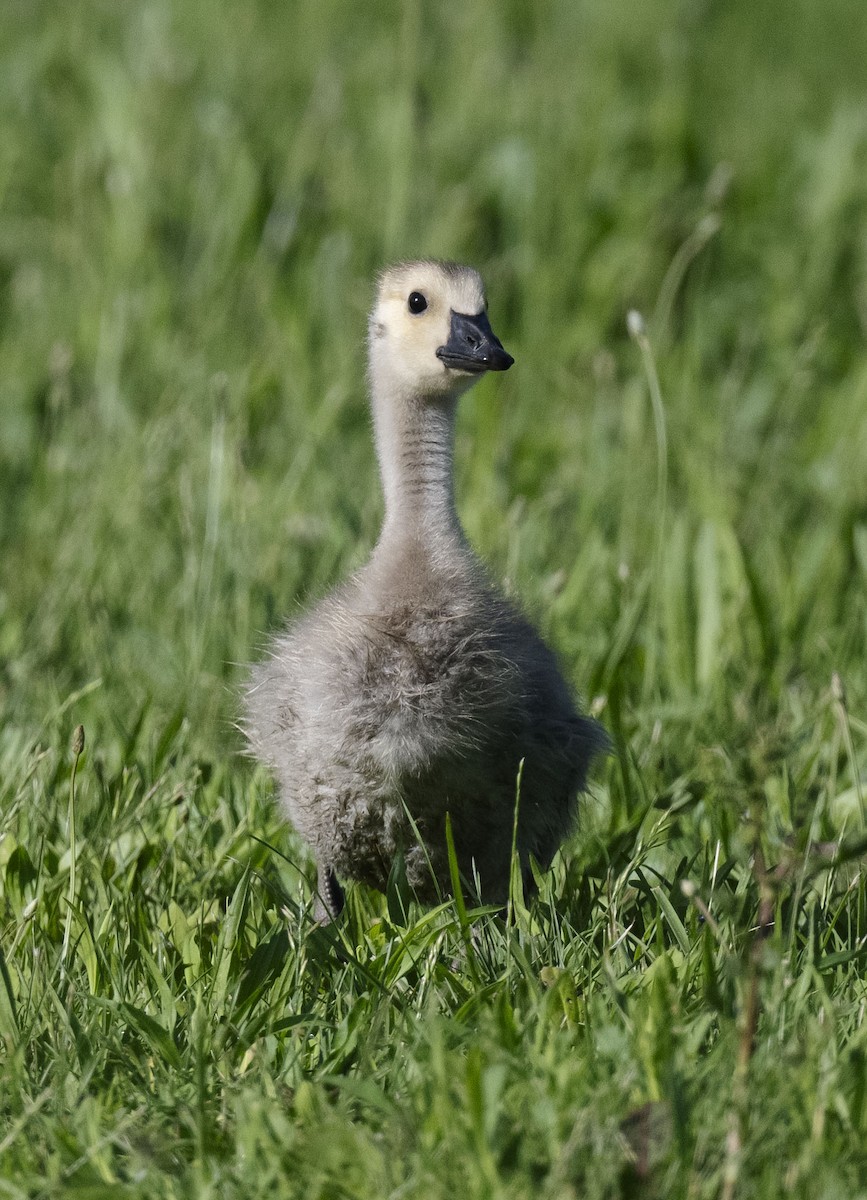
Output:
[2, 0, 867, 1195]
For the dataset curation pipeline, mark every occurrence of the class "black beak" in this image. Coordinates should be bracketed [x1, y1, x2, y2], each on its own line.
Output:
[436, 310, 514, 373]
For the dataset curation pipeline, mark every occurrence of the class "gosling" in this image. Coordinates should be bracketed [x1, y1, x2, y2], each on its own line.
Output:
[245, 260, 606, 919]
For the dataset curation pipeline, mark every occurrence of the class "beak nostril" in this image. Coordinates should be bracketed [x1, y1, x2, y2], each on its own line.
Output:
[436, 308, 513, 372]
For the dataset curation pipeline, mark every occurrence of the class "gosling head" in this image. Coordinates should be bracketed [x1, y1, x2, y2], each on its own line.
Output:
[368, 260, 514, 401]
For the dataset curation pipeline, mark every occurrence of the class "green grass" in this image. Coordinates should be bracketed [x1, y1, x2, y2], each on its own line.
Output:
[2, 0, 867, 1195]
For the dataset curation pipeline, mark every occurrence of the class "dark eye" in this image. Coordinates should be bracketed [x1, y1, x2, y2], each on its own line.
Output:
[408, 291, 427, 314]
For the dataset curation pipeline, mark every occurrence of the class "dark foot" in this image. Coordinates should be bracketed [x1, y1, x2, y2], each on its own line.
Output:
[314, 864, 345, 923]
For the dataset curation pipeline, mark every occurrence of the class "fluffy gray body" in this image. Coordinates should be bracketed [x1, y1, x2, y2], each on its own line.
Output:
[244, 261, 605, 912]
[246, 538, 604, 904]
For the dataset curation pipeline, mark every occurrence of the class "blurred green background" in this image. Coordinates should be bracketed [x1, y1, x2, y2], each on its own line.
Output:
[3, 0, 865, 751]
[2, 1, 867, 1194]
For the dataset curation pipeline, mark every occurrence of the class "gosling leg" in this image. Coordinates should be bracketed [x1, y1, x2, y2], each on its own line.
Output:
[314, 863, 345, 923]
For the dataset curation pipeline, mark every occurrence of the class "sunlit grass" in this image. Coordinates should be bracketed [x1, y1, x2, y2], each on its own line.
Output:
[1, 0, 867, 1195]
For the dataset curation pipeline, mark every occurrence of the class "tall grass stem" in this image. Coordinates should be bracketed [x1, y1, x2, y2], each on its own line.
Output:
[628, 313, 669, 700]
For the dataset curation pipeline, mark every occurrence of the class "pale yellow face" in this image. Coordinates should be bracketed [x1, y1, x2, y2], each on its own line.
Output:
[369, 260, 488, 398]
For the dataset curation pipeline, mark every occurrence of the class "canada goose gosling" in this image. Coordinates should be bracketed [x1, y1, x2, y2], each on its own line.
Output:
[245, 260, 605, 920]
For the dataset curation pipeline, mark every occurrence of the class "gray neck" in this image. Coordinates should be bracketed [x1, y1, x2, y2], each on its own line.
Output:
[370, 369, 463, 549]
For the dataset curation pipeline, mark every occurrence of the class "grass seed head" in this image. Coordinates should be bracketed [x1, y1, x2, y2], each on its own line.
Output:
[626, 309, 646, 339]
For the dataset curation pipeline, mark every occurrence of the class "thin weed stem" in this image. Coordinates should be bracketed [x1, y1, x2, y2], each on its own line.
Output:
[445, 813, 481, 987]
[628, 312, 669, 700]
[61, 725, 85, 971]
[832, 672, 865, 828]
[506, 758, 525, 935]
